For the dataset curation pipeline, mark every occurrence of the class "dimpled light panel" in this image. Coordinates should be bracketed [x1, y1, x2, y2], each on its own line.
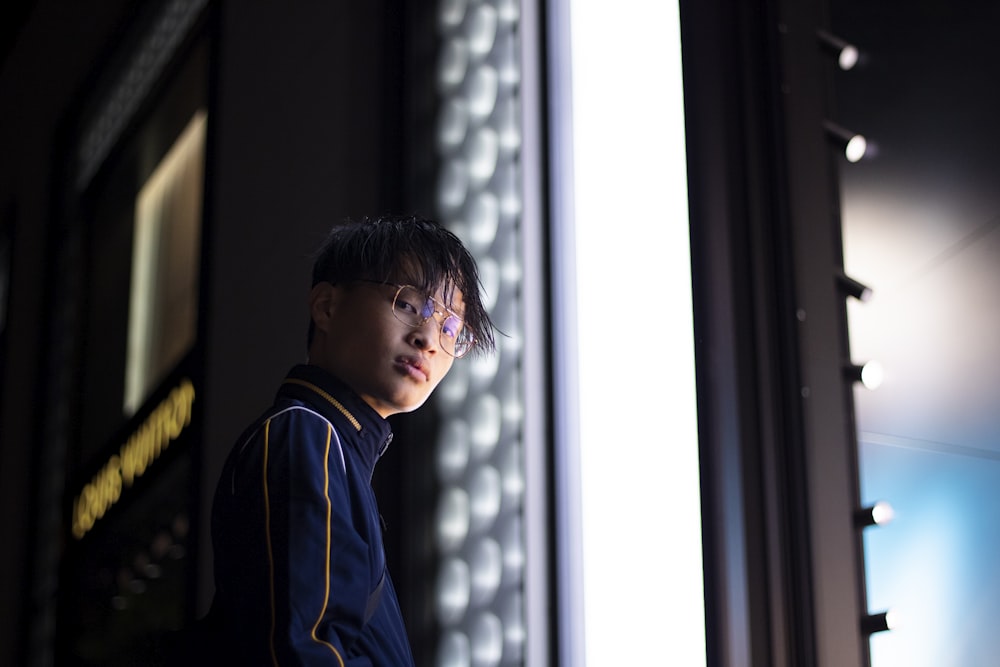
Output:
[433, 0, 527, 664]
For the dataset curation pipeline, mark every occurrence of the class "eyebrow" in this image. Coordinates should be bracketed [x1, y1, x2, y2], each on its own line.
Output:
[366, 277, 466, 318]
[437, 287, 466, 314]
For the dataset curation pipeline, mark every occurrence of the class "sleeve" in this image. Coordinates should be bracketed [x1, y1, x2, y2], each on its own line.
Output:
[261, 408, 375, 667]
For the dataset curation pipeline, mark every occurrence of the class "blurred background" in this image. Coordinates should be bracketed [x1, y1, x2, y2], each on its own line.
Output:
[1, 1, 997, 666]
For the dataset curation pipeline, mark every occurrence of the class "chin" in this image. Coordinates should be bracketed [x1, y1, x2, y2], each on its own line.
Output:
[401, 392, 434, 413]
[375, 394, 430, 418]
[397, 398, 429, 414]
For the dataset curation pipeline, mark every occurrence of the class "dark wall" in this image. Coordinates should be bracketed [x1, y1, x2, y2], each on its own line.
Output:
[0, 4, 136, 665]
[0, 1, 406, 663]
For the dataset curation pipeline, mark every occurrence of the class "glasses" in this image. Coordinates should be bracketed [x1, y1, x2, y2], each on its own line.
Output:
[359, 280, 475, 358]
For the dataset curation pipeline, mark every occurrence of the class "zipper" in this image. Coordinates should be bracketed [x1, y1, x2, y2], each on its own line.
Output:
[283, 378, 362, 431]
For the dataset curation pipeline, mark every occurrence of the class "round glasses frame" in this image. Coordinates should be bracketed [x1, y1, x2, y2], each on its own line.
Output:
[358, 280, 475, 358]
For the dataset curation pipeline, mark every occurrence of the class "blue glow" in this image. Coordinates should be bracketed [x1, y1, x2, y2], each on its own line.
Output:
[860, 438, 1000, 666]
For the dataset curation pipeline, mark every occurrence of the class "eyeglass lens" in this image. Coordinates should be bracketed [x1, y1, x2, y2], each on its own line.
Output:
[393, 286, 473, 356]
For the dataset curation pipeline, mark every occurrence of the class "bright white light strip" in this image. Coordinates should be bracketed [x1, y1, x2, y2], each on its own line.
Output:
[567, 2, 706, 665]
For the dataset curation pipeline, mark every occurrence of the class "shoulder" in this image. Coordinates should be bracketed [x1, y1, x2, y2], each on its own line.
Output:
[267, 402, 334, 428]
[250, 402, 348, 471]
[252, 399, 334, 434]
[234, 401, 341, 455]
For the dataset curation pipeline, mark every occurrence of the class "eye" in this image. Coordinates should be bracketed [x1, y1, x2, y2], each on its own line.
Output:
[441, 315, 462, 340]
[397, 296, 420, 315]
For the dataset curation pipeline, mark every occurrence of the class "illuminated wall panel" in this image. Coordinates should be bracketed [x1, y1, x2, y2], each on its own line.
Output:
[431, 1, 705, 665]
[432, 0, 530, 665]
[125, 110, 206, 415]
[549, 1, 706, 665]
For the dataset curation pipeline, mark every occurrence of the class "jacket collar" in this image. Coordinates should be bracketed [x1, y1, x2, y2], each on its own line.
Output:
[278, 364, 394, 469]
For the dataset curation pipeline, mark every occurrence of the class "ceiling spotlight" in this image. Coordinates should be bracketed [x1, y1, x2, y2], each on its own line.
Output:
[861, 609, 900, 635]
[854, 500, 894, 528]
[817, 30, 861, 71]
[836, 271, 872, 301]
[844, 360, 883, 390]
[824, 121, 868, 163]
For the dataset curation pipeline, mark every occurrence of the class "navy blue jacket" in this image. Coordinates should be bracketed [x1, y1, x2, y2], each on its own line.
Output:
[210, 364, 414, 666]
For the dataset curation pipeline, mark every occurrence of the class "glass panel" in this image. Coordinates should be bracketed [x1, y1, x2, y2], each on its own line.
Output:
[124, 110, 206, 415]
[432, 1, 529, 664]
[832, 3, 1000, 664]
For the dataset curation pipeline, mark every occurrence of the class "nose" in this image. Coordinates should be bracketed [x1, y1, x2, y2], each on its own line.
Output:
[407, 317, 440, 352]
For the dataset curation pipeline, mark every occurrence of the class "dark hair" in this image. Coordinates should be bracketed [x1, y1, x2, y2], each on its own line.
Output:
[308, 214, 496, 355]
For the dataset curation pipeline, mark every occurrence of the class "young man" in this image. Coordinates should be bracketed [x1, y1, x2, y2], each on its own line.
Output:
[207, 215, 495, 665]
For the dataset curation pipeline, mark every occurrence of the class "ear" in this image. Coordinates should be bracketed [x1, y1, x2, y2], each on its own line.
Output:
[309, 282, 341, 335]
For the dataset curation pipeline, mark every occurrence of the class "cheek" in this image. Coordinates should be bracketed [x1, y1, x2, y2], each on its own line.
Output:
[359, 317, 399, 346]
[434, 358, 456, 384]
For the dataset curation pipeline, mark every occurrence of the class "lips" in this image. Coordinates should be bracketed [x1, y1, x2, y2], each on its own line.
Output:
[396, 356, 429, 382]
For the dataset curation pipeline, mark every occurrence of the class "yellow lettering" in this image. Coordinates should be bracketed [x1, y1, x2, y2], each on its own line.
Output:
[121, 432, 137, 486]
[166, 385, 184, 433]
[72, 495, 87, 539]
[72, 378, 196, 539]
[84, 487, 96, 524]
[106, 455, 122, 504]
[96, 462, 114, 520]
[174, 382, 195, 447]
[154, 406, 166, 456]
[136, 421, 152, 477]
